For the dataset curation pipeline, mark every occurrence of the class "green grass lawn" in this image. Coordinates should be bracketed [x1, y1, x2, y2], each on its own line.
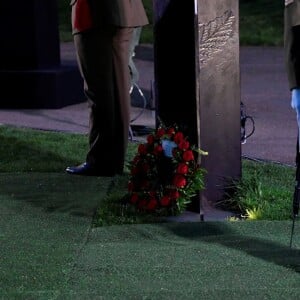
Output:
[0, 125, 295, 222]
[239, 0, 284, 46]
[1, 4, 298, 297]
[57, 0, 284, 46]
[3, 126, 300, 299]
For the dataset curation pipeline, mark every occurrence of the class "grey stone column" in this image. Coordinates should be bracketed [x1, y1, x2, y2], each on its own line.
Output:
[196, 0, 241, 214]
[153, 0, 241, 214]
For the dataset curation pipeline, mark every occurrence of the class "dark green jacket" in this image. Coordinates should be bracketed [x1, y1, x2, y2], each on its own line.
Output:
[285, 0, 300, 89]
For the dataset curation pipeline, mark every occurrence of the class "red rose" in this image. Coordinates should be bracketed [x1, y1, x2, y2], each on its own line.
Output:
[128, 181, 134, 192]
[130, 193, 139, 204]
[174, 132, 184, 144]
[142, 163, 150, 173]
[140, 180, 150, 189]
[153, 144, 163, 155]
[167, 127, 175, 135]
[178, 140, 190, 150]
[138, 144, 147, 155]
[147, 198, 158, 211]
[156, 128, 165, 138]
[160, 195, 171, 207]
[183, 150, 194, 161]
[131, 166, 139, 176]
[149, 191, 156, 197]
[177, 163, 189, 174]
[138, 199, 147, 210]
[169, 189, 180, 200]
[147, 134, 155, 145]
[173, 174, 187, 188]
[133, 155, 141, 164]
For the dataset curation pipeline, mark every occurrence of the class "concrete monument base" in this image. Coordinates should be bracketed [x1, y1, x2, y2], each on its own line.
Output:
[0, 65, 84, 109]
[0, 0, 84, 108]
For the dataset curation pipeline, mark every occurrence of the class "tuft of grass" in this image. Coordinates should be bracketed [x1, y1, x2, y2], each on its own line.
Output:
[244, 207, 263, 220]
[218, 159, 294, 221]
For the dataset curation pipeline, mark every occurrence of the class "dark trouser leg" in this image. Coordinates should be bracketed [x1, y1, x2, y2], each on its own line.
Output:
[74, 27, 133, 174]
[296, 135, 300, 181]
[293, 135, 300, 217]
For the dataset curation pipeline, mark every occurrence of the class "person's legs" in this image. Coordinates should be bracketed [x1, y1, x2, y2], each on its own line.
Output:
[66, 26, 133, 176]
[296, 136, 300, 180]
[72, 28, 116, 175]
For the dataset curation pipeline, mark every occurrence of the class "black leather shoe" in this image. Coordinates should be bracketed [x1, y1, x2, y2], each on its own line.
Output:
[65, 162, 114, 177]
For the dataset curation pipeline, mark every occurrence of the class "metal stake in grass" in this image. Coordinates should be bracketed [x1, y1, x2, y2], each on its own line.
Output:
[290, 182, 300, 248]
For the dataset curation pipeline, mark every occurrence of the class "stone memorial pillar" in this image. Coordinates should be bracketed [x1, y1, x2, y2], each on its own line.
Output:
[153, 0, 241, 214]
[0, 0, 84, 108]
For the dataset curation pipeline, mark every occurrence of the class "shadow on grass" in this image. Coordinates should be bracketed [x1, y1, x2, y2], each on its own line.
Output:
[0, 173, 113, 218]
[0, 127, 87, 172]
[168, 222, 300, 273]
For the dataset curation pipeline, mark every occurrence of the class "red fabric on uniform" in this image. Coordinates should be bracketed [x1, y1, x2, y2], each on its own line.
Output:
[74, 0, 93, 32]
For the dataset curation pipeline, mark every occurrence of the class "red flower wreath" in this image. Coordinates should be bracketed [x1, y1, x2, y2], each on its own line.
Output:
[127, 124, 206, 215]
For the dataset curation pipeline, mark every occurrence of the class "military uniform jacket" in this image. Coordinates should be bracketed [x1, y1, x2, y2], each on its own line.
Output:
[70, 0, 149, 34]
[285, 0, 300, 89]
